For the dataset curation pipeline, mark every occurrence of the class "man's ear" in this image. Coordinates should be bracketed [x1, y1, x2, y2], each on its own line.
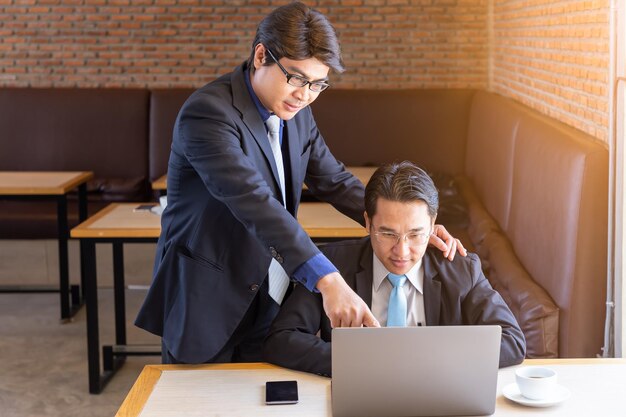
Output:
[253, 43, 266, 69]
[431, 214, 437, 232]
[364, 211, 371, 232]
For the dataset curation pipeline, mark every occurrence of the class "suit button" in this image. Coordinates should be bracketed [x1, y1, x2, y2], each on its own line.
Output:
[249, 284, 259, 291]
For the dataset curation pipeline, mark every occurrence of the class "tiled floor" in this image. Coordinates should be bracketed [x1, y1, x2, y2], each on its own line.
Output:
[0, 289, 160, 417]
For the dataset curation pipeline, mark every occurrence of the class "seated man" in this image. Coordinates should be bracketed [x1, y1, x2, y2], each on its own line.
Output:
[264, 161, 525, 376]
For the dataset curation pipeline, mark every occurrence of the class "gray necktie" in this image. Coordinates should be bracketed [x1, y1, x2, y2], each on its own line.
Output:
[265, 115, 286, 205]
[265, 114, 289, 304]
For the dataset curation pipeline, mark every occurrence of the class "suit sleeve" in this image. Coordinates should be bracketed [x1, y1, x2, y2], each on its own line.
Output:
[176, 95, 320, 276]
[462, 254, 527, 368]
[263, 283, 332, 377]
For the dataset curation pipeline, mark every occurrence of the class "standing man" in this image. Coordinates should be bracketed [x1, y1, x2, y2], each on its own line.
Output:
[264, 162, 525, 376]
[136, 2, 464, 364]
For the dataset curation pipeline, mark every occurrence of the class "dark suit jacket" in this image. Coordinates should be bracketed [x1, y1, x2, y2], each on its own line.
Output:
[135, 62, 365, 363]
[264, 238, 526, 376]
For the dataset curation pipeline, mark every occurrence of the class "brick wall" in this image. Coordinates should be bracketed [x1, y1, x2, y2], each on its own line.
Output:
[0, 0, 488, 89]
[0, 0, 612, 141]
[490, 0, 610, 142]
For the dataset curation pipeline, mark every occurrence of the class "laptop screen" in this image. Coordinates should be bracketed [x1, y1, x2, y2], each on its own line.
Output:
[331, 325, 502, 417]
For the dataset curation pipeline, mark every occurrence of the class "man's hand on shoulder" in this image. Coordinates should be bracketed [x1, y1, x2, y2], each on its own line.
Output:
[429, 224, 467, 261]
[316, 272, 380, 328]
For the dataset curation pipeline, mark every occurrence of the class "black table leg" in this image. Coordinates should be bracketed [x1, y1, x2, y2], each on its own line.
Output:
[57, 195, 71, 321]
[83, 239, 101, 393]
[113, 242, 127, 347]
[77, 183, 88, 304]
[84, 239, 126, 394]
[102, 242, 131, 373]
[58, 190, 86, 321]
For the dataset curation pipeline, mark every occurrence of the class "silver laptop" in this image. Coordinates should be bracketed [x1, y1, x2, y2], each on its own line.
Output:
[331, 325, 502, 417]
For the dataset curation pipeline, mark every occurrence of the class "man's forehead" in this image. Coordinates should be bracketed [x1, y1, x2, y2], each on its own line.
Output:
[373, 203, 433, 225]
[374, 198, 428, 211]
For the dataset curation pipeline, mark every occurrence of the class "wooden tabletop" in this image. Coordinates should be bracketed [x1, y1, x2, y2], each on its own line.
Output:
[151, 174, 167, 191]
[297, 202, 366, 238]
[116, 358, 626, 417]
[0, 171, 93, 195]
[116, 363, 286, 417]
[151, 166, 378, 191]
[70, 202, 366, 239]
[70, 203, 162, 239]
[343, 166, 377, 185]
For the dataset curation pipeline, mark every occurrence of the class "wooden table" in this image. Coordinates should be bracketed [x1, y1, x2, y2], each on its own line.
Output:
[71, 202, 365, 240]
[71, 203, 163, 394]
[302, 166, 377, 192]
[0, 171, 93, 320]
[71, 202, 365, 393]
[340, 166, 377, 185]
[116, 359, 626, 417]
[150, 166, 378, 192]
[150, 174, 167, 192]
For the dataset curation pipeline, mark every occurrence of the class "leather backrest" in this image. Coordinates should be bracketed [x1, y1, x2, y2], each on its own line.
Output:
[311, 89, 475, 174]
[456, 175, 560, 358]
[149, 89, 194, 181]
[465, 90, 521, 231]
[509, 112, 609, 357]
[0, 88, 149, 178]
[463, 91, 609, 358]
[0, 88, 150, 201]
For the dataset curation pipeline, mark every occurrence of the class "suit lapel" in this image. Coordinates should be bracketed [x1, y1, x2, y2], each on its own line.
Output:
[231, 64, 284, 202]
[422, 251, 441, 326]
[284, 118, 302, 213]
[355, 242, 374, 308]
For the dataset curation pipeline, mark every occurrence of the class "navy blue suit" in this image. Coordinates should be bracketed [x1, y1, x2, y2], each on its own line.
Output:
[135, 62, 365, 363]
[264, 238, 527, 376]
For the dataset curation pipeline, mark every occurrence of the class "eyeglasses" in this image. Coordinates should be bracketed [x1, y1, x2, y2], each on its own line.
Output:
[372, 229, 431, 247]
[265, 48, 331, 93]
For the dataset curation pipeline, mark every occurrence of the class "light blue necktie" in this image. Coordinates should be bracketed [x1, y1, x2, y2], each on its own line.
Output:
[387, 273, 407, 327]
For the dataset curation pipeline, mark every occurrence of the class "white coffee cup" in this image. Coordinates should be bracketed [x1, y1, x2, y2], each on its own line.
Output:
[159, 195, 167, 210]
[515, 366, 557, 400]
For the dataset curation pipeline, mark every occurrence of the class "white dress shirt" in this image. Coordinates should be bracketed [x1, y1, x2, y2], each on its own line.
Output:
[371, 255, 426, 327]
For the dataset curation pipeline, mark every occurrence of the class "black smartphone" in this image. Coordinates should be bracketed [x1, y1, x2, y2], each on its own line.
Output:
[265, 380, 298, 405]
[133, 204, 154, 212]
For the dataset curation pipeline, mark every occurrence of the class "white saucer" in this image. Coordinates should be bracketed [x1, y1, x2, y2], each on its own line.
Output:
[150, 205, 164, 216]
[502, 383, 571, 407]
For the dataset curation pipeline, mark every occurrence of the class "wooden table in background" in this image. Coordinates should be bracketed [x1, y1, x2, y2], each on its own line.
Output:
[71, 202, 365, 393]
[116, 359, 626, 417]
[0, 171, 93, 320]
[150, 175, 167, 192]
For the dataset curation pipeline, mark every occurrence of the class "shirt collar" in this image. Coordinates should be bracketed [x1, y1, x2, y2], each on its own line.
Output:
[372, 254, 424, 294]
[244, 67, 273, 123]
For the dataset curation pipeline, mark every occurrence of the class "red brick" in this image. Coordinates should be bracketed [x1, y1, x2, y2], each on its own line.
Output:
[0, 0, 610, 142]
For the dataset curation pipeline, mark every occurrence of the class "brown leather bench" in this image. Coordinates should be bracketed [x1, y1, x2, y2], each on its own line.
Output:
[0, 88, 151, 238]
[0, 87, 609, 358]
[457, 91, 608, 358]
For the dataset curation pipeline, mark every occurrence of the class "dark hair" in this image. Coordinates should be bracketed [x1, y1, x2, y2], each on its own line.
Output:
[365, 161, 439, 219]
[247, 2, 344, 73]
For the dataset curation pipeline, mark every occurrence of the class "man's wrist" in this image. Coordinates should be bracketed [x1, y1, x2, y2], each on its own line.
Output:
[316, 271, 340, 293]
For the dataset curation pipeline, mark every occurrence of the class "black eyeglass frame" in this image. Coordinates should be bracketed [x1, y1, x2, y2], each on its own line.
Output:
[265, 48, 331, 93]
